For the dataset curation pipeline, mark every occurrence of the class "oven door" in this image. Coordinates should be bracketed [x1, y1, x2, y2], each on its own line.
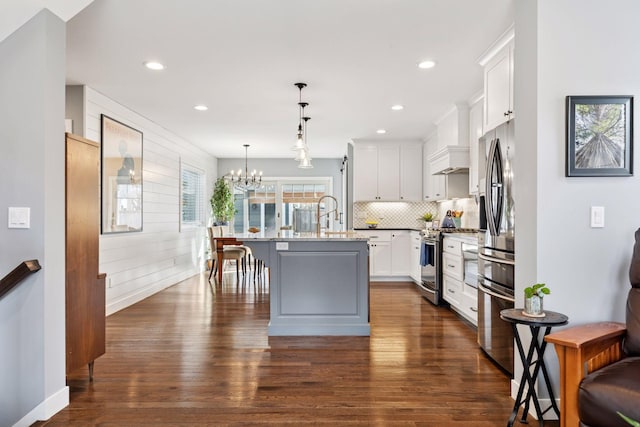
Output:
[477, 277, 514, 375]
[416, 238, 439, 305]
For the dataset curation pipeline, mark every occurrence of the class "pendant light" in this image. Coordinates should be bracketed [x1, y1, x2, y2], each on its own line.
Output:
[291, 83, 307, 151]
[298, 116, 313, 169]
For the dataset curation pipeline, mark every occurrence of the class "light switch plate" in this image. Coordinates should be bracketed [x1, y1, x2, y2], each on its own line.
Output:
[8, 207, 30, 229]
[590, 206, 605, 228]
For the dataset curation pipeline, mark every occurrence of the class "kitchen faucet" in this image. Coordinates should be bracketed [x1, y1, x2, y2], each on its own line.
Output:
[316, 195, 339, 236]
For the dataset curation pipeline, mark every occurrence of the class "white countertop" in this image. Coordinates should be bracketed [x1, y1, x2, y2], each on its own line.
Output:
[231, 231, 369, 242]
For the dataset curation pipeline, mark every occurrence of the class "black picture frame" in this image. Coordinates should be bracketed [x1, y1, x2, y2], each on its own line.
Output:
[100, 114, 143, 233]
[566, 95, 633, 177]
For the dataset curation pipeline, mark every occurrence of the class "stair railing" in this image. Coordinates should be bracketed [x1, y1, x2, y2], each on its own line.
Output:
[0, 260, 42, 300]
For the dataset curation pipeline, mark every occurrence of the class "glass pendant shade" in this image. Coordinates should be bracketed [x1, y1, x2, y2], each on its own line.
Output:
[298, 157, 313, 169]
[294, 147, 309, 161]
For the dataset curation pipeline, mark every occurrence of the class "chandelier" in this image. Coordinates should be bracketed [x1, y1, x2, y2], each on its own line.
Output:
[292, 82, 313, 169]
[228, 144, 262, 191]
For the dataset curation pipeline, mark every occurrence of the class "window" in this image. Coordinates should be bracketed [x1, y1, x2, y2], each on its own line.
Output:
[233, 178, 332, 234]
[180, 163, 205, 229]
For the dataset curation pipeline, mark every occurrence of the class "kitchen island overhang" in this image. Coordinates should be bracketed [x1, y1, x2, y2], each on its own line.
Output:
[241, 235, 370, 336]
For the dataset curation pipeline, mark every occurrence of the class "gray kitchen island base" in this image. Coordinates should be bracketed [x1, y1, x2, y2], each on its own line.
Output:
[242, 237, 370, 336]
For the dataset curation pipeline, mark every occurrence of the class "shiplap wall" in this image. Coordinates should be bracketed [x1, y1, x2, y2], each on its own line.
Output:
[82, 86, 217, 315]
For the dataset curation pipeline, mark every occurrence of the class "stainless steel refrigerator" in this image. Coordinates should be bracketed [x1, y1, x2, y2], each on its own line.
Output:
[477, 119, 515, 375]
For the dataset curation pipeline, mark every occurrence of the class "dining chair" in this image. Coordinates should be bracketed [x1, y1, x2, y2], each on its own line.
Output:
[207, 226, 245, 282]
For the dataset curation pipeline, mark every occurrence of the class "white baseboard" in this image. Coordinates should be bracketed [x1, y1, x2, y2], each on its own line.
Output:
[13, 386, 69, 427]
[107, 281, 174, 316]
[510, 378, 559, 421]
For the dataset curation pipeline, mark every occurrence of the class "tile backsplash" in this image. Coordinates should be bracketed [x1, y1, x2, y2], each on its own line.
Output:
[353, 198, 479, 229]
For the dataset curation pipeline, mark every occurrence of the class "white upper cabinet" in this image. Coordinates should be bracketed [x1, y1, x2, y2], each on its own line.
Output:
[468, 98, 483, 195]
[353, 141, 422, 202]
[353, 144, 380, 200]
[480, 27, 515, 131]
[399, 144, 423, 201]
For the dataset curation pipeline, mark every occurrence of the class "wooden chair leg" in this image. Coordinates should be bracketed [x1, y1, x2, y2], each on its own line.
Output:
[208, 260, 216, 281]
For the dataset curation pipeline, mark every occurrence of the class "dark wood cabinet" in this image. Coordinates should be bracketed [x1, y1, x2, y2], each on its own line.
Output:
[65, 133, 105, 379]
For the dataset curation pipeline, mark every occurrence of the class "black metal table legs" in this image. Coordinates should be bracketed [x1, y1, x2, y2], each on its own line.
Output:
[507, 324, 561, 427]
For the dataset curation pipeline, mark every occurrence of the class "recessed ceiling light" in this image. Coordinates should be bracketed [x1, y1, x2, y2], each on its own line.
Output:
[144, 61, 165, 71]
[391, 105, 404, 111]
[194, 105, 208, 111]
[418, 60, 436, 69]
[376, 129, 386, 134]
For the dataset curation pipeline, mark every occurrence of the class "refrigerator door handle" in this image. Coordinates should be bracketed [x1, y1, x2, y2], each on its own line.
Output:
[478, 283, 515, 303]
[478, 252, 515, 266]
[485, 137, 504, 237]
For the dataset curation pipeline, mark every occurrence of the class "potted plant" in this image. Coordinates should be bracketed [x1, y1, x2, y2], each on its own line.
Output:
[210, 177, 235, 226]
[523, 283, 550, 316]
[420, 212, 434, 229]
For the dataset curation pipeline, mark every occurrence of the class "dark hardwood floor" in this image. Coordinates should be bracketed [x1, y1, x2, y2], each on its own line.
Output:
[35, 271, 558, 426]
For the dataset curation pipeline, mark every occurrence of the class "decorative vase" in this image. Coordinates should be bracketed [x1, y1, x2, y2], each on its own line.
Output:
[453, 217, 461, 228]
[524, 295, 544, 316]
[424, 221, 433, 229]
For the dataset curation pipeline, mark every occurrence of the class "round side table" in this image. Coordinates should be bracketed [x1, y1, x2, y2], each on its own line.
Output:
[500, 308, 569, 427]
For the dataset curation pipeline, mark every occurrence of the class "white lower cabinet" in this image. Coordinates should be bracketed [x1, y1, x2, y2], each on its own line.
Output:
[409, 231, 422, 283]
[442, 236, 477, 326]
[370, 241, 392, 276]
[390, 231, 410, 276]
[360, 229, 413, 279]
[461, 283, 478, 325]
[443, 275, 462, 306]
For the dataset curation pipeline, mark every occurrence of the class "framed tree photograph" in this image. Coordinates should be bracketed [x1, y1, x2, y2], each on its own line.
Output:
[566, 95, 633, 177]
[101, 114, 143, 233]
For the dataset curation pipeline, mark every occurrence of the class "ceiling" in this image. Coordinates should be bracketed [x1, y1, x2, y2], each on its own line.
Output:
[63, 1, 514, 159]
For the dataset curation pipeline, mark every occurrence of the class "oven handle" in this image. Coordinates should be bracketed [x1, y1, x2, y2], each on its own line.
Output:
[478, 252, 515, 266]
[418, 282, 436, 294]
[478, 283, 515, 303]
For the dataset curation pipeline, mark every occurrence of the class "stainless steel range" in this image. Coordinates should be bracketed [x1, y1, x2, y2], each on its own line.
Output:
[416, 228, 478, 306]
[416, 230, 440, 305]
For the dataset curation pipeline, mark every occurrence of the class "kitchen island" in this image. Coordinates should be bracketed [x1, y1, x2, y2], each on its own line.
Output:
[238, 232, 370, 336]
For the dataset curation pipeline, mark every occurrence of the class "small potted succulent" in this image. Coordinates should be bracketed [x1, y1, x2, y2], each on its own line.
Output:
[420, 212, 434, 229]
[524, 283, 550, 316]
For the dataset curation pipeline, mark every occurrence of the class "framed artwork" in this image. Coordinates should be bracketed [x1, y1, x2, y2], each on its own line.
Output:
[101, 114, 143, 233]
[566, 95, 633, 177]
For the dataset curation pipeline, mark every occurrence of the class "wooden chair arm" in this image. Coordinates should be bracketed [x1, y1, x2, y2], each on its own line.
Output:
[544, 322, 626, 427]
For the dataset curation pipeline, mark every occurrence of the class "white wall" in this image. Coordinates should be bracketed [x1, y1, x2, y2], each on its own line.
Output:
[80, 87, 217, 315]
[0, 10, 67, 427]
[515, 0, 640, 399]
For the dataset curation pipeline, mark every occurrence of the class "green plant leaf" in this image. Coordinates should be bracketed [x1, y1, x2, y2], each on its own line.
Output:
[211, 178, 235, 223]
[617, 412, 640, 427]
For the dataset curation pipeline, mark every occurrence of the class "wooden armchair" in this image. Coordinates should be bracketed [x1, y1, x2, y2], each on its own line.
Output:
[545, 228, 640, 427]
[545, 322, 628, 427]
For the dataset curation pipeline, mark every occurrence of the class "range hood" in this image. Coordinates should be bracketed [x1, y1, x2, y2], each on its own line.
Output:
[429, 146, 470, 175]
